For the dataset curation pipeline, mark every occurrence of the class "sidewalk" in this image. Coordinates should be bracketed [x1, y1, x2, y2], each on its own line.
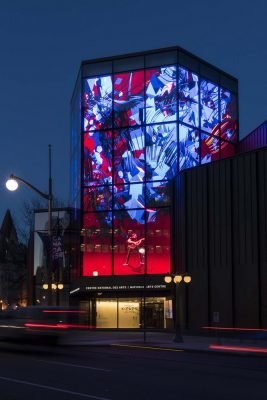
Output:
[62, 330, 267, 357]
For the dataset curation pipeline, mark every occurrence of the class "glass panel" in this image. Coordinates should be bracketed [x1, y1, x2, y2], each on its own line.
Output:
[201, 133, 220, 164]
[146, 208, 171, 274]
[145, 66, 177, 124]
[220, 89, 238, 142]
[114, 183, 145, 210]
[146, 123, 178, 181]
[200, 79, 219, 134]
[179, 124, 200, 171]
[113, 70, 144, 127]
[83, 131, 112, 185]
[83, 186, 112, 211]
[83, 75, 112, 131]
[178, 67, 199, 127]
[144, 297, 166, 329]
[114, 127, 145, 183]
[146, 180, 172, 207]
[118, 299, 141, 328]
[96, 299, 117, 328]
[113, 211, 145, 275]
[82, 212, 112, 276]
[221, 140, 236, 159]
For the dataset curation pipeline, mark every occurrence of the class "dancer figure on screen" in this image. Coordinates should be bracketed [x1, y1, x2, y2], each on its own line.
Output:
[123, 232, 145, 266]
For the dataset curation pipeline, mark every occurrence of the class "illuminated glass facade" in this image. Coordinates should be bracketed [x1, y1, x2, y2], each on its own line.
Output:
[71, 47, 238, 280]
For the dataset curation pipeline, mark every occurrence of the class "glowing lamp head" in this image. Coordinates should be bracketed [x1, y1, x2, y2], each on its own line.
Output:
[42, 284, 49, 290]
[6, 177, 18, 191]
[57, 284, 64, 290]
[164, 275, 172, 284]
[183, 275, 192, 284]
[173, 275, 183, 284]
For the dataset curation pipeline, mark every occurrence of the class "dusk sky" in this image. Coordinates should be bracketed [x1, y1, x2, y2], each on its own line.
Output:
[1, 0, 266, 232]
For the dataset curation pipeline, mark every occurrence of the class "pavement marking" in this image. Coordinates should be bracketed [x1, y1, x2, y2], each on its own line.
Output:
[38, 359, 111, 372]
[111, 344, 184, 352]
[0, 376, 111, 400]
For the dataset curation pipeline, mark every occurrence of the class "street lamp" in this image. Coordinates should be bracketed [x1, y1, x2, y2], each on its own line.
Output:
[164, 273, 192, 343]
[42, 283, 64, 306]
[6, 145, 53, 306]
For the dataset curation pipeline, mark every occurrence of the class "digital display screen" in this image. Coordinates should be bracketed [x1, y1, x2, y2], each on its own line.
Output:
[81, 63, 238, 276]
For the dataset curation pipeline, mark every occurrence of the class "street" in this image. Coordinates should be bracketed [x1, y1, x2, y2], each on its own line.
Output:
[0, 342, 266, 399]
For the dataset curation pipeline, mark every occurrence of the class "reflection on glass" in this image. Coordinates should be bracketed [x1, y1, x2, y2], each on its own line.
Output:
[83, 76, 112, 131]
[146, 123, 177, 181]
[114, 71, 144, 127]
[145, 66, 177, 124]
[179, 124, 200, 171]
[201, 133, 220, 164]
[179, 67, 199, 127]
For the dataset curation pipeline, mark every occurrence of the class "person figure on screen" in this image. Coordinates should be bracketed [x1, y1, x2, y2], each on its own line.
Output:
[123, 232, 145, 266]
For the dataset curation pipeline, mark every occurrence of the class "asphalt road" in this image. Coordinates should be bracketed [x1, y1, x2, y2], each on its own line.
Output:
[0, 342, 266, 400]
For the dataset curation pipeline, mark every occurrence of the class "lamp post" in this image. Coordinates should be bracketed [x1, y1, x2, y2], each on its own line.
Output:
[42, 283, 64, 306]
[164, 273, 192, 343]
[6, 145, 53, 306]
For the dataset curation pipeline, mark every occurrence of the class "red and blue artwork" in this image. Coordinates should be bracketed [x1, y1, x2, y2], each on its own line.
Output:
[200, 80, 219, 134]
[114, 71, 144, 127]
[145, 66, 177, 124]
[146, 123, 178, 181]
[179, 67, 199, 127]
[83, 130, 112, 185]
[179, 123, 200, 170]
[83, 75, 112, 131]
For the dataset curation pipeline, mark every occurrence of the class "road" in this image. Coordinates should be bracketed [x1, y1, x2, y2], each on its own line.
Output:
[0, 342, 266, 399]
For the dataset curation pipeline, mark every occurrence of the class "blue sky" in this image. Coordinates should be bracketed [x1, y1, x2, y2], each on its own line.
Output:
[1, 0, 266, 231]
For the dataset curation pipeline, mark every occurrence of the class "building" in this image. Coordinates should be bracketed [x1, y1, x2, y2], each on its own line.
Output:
[69, 46, 238, 329]
[32, 208, 79, 306]
[0, 210, 27, 309]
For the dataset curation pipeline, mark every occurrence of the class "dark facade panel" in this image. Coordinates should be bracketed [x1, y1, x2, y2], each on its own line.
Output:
[179, 148, 267, 329]
[238, 121, 267, 153]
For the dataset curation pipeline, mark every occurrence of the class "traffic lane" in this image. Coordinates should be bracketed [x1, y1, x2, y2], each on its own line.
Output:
[0, 344, 267, 400]
[0, 346, 113, 400]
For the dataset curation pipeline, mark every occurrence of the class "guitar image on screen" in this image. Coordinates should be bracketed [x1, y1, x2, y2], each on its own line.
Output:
[123, 233, 145, 266]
